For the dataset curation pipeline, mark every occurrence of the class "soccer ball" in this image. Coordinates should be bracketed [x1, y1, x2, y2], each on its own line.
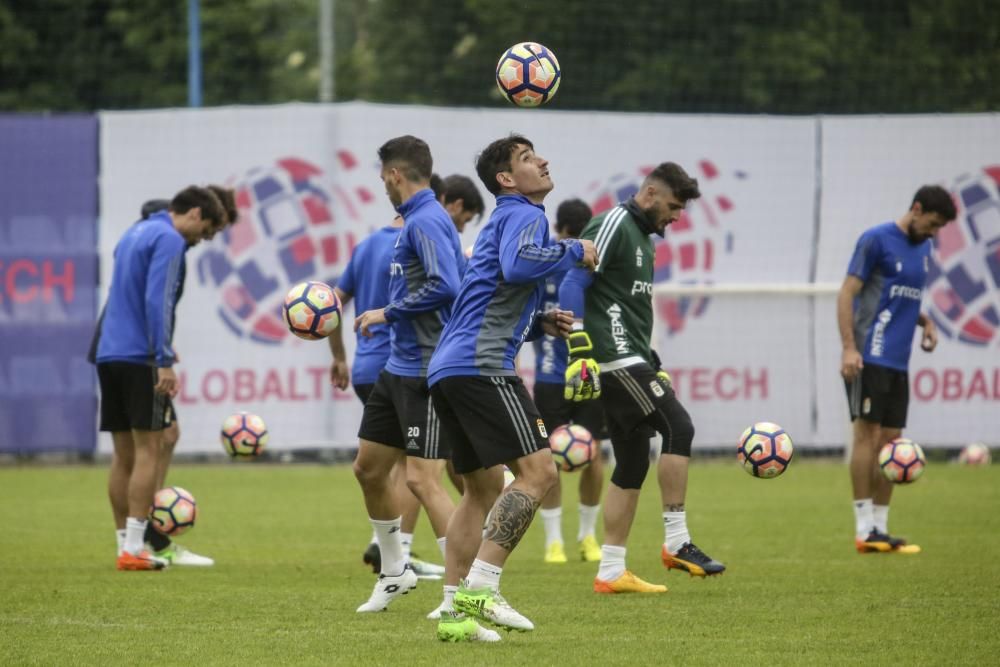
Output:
[220, 412, 269, 457]
[549, 424, 594, 472]
[737, 422, 794, 478]
[495, 42, 561, 107]
[149, 486, 197, 536]
[958, 442, 992, 466]
[282, 281, 341, 340]
[878, 438, 926, 484]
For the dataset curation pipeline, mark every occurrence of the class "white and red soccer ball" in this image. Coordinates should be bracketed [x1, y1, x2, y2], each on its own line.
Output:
[149, 486, 197, 536]
[282, 280, 341, 340]
[220, 412, 269, 458]
[878, 438, 927, 484]
[737, 422, 794, 479]
[549, 424, 595, 472]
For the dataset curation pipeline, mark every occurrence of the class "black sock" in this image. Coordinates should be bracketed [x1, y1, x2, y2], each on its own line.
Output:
[144, 522, 172, 551]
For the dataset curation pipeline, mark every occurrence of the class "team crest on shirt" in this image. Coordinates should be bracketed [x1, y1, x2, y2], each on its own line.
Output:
[895, 260, 902, 273]
[635, 247, 644, 267]
[923, 256, 929, 272]
[537, 419, 548, 438]
[649, 380, 665, 397]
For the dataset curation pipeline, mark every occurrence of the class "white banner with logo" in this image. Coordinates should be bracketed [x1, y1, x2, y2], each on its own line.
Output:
[98, 104, 997, 453]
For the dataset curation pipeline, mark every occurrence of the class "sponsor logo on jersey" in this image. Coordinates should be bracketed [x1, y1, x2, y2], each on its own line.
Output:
[607, 303, 629, 354]
[870, 309, 893, 357]
[889, 284, 922, 300]
[631, 280, 653, 296]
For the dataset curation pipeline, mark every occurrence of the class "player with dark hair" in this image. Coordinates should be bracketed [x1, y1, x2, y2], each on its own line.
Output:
[560, 162, 725, 594]
[352, 136, 465, 613]
[428, 134, 598, 642]
[91, 185, 235, 566]
[94, 185, 224, 570]
[838, 184, 955, 554]
[437, 174, 486, 234]
[532, 198, 606, 564]
[327, 213, 446, 581]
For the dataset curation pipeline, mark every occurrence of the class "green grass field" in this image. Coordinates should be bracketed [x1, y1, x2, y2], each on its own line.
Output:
[1, 461, 998, 666]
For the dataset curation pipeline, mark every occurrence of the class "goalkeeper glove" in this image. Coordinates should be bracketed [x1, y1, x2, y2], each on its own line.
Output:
[564, 331, 602, 401]
[650, 349, 672, 388]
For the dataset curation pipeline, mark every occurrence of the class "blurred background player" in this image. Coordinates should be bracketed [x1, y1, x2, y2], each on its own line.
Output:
[431, 173, 486, 235]
[531, 198, 606, 564]
[134, 185, 237, 567]
[837, 185, 955, 554]
[93, 185, 224, 570]
[560, 162, 725, 594]
[352, 136, 465, 614]
[427, 135, 598, 642]
[327, 213, 445, 580]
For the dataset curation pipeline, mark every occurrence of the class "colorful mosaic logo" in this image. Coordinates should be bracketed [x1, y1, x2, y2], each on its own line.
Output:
[195, 154, 375, 344]
[585, 160, 743, 335]
[926, 165, 1000, 347]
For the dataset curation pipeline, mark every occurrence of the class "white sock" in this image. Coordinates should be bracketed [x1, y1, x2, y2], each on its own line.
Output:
[371, 517, 405, 575]
[663, 511, 691, 554]
[597, 544, 626, 582]
[437, 536, 447, 560]
[854, 498, 874, 539]
[370, 528, 378, 545]
[115, 529, 126, 556]
[441, 584, 458, 613]
[539, 507, 563, 547]
[873, 504, 890, 534]
[123, 517, 146, 556]
[578, 504, 600, 541]
[400, 532, 413, 563]
[465, 558, 502, 591]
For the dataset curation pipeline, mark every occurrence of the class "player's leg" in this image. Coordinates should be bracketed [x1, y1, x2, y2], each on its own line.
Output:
[354, 383, 384, 572]
[354, 373, 418, 611]
[534, 382, 569, 564]
[443, 375, 553, 631]
[428, 382, 501, 642]
[589, 367, 666, 592]
[594, 429, 664, 593]
[108, 431, 135, 555]
[116, 427, 168, 570]
[574, 405, 606, 562]
[650, 381, 724, 577]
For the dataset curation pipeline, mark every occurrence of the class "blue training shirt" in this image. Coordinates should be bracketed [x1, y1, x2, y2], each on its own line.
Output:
[96, 212, 185, 367]
[428, 194, 584, 384]
[532, 269, 570, 384]
[847, 221, 933, 372]
[383, 188, 465, 377]
[338, 224, 400, 386]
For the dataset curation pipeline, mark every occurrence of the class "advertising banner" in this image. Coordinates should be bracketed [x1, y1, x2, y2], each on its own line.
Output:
[0, 115, 99, 453]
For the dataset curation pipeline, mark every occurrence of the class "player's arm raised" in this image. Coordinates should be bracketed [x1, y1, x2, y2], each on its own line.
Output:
[498, 212, 593, 284]
[837, 274, 865, 381]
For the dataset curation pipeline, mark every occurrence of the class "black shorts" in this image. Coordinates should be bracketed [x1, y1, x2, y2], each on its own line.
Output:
[599, 363, 676, 440]
[354, 383, 375, 406]
[358, 370, 450, 459]
[533, 381, 609, 440]
[97, 362, 170, 432]
[845, 363, 908, 428]
[430, 375, 549, 474]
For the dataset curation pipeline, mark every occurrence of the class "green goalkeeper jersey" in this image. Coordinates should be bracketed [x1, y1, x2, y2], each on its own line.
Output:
[579, 199, 656, 368]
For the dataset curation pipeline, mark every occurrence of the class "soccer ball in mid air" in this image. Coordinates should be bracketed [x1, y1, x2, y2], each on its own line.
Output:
[737, 422, 794, 478]
[496, 42, 561, 107]
[282, 281, 341, 340]
[958, 442, 991, 466]
[149, 487, 197, 536]
[220, 412, 269, 458]
[878, 438, 926, 484]
[549, 424, 594, 472]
